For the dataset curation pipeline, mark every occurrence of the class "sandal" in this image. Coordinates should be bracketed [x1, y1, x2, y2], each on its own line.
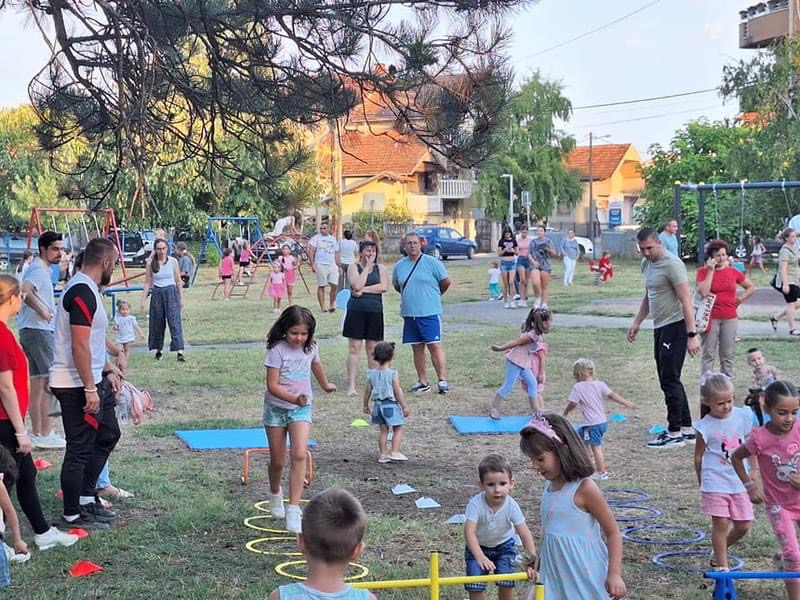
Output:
[98, 485, 135, 499]
[770, 315, 779, 332]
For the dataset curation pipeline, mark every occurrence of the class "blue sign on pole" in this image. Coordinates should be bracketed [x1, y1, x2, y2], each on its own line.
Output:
[609, 208, 622, 227]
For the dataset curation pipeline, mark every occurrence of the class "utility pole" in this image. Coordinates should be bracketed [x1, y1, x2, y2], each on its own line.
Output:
[588, 132, 595, 258]
[501, 173, 514, 229]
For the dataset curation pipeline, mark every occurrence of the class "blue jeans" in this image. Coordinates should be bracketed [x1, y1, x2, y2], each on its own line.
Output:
[95, 461, 111, 490]
[496, 360, 537, 399]
[464, 537, 517, 591]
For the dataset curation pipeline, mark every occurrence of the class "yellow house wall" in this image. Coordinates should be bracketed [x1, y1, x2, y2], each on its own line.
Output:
[340, 178, 408, 221]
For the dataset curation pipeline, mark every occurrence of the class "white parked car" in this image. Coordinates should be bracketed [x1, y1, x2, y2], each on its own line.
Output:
[528, 227, 593, 257]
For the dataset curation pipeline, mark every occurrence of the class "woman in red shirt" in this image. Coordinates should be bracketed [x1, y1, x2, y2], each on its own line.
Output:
[696, 240, 754, 379]
[0, 275, 77, 550]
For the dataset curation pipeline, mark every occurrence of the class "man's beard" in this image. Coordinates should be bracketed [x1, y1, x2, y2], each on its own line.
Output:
[100, 269, 113, 287]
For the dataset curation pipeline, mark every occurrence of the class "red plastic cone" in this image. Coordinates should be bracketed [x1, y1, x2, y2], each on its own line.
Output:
[33, 458, 52, 470]
[67, 528, 89, 539]
[69, 560, 103, 577]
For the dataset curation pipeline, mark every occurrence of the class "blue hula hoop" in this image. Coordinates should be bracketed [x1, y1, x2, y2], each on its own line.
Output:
[652, 550, 744, 573]
[612, 504, 663, 523]
[602, 487, 652, 506]
[622, 524, 705, 546]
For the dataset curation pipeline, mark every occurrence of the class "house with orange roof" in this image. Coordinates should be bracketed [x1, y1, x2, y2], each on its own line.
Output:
[315, 71, 479, 234]
[551, 143, 645, 234]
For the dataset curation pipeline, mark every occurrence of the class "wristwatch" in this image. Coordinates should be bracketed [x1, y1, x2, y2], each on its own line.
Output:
[687, 331, 698, 338]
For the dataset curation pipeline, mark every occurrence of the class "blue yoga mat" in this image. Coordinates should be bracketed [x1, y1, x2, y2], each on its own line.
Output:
[449, 416, 533, 435]
[175, 428, 319, 451]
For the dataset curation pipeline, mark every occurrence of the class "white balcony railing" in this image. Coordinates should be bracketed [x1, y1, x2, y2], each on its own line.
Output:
[438, 179, 476, 199]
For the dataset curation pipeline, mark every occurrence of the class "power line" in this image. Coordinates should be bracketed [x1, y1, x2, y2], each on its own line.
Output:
[573, 88, 718, 110]
[570, 103, 727, 129]
[525, 0, 663, 59]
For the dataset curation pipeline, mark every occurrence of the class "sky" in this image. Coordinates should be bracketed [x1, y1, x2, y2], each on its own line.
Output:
[0, 0, 753, 158]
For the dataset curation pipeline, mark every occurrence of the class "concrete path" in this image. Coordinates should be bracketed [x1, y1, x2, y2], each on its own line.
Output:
[443, 300, 789, 338]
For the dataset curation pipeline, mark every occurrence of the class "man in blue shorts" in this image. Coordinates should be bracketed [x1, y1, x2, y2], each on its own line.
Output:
[393, 232, 451, 394]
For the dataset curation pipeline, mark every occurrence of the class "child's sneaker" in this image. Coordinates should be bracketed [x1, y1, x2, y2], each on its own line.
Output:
[269, 489, 285, 519]
[378, 454, 391, 463]
[591, 471, 609, 481]
[516, 300, 525, 308]
[4, 544, 30, 563]
[504, 302, 511, 309]
[389, 452, 408, 462]
[285, 505, 302, 534]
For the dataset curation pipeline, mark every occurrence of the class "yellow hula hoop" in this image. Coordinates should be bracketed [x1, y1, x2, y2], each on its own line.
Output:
[244, 515, 287, 534]
[275, 559, 370, 581]
[245, 536, 302, 557]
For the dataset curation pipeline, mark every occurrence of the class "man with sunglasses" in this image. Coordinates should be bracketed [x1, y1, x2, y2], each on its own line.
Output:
[18, 231, 66, 450]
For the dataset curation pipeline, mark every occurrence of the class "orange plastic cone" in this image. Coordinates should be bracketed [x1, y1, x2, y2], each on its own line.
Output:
[69, 560, 103, 577]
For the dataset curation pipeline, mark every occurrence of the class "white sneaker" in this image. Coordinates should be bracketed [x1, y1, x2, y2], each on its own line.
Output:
[389, 452, 408, 462]
[514, 294, 520, 301]
[34, 526, 79, 551]
[516, 300, 525, 308]
[269, 490, 285, 519]
[504, 302, 511, 309]
[4, 544, 30, 563]
[34, 431, 67, 450]
[591, 471, 609, 481]
[285, 505, 302, 533]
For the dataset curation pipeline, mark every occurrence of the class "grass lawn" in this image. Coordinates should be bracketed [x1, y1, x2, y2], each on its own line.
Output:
[12, 257, 800, 599]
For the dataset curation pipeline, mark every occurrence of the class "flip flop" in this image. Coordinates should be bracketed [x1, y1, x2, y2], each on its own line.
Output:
[770, 315, 779, 332]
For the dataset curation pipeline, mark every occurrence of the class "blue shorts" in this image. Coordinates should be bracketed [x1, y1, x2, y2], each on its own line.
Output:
[0, 537, 9, 589]
[464, 537, 517, 591]
[263, 403, 313, 428]
[516, 256, 531, 270]
[402, 315, 442, 345]
[371, 400, 405, 427]
[500, 260, 516, 272]
[579, 422, 608, 446]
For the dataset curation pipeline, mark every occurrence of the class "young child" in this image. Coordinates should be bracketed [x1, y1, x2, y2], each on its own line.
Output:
[361, 341, 411, 463]
[219, 248, 235, 301]
[749, 236, 766, 274]
[487, 261, 501, 301]
[599, 251, 614, 282]
[463, 454, 537, 600]
[488, 308, 549, 419]
[0, 445, 30, 577]
[279, 245, 298, 305]
[746, 347, 781, 426]
[269, 487, 376, 600]
[176, 242, 194, 288]
[267, 262, 287, 313]
[264, 306, 336, 533]
[113, 300, 144, 373]
[563, 358, 636, 481]
[520, 413, 626, 600]
[693, 372, 754, 572]
[236, 239, 252, 284]
[747, 347, 781, 390]
[732, 381, 800, 599]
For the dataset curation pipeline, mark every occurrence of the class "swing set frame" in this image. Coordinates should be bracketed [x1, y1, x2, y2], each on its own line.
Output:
[25, 207, 129, 284]
[673, 179, 800, 264]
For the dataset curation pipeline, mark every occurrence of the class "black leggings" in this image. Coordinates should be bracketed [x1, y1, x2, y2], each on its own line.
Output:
[0, 420, 49, 534]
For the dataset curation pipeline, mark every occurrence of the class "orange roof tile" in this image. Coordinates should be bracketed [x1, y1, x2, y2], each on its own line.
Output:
[564, 144, 631, 181]
[340, 131, 431, 177]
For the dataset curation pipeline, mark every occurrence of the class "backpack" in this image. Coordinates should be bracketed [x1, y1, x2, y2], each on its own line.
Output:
[115, 381, 154, 426]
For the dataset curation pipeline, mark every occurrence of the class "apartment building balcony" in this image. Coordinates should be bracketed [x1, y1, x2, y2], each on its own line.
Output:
[438, 178, 476, 199]
[739, 1, 800, 48]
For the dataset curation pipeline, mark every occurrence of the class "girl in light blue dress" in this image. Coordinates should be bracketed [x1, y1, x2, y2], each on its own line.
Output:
[520, 413, 626, 600]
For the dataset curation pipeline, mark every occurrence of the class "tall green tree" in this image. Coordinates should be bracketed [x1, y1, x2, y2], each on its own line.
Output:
[5, 0, 530, 210]
[478, 72, 582, 224]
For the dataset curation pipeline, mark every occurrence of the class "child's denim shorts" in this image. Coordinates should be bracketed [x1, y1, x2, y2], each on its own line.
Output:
[263, 404, 313, 428]
[371, 400, 405, 427]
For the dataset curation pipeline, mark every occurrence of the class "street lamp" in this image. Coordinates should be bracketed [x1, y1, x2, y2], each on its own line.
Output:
[501, 173, 514, 228]
[588, 132, 611, 259]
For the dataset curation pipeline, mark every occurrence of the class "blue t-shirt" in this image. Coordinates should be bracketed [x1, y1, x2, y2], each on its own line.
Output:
[659, 231, 678, 256]
[392, 255, 448, 317]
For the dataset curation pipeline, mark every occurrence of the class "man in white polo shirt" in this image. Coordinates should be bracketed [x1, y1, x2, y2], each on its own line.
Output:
[18, 231, 66, 449]
[50, 238, 122, 529]
[307, 222, 341, 313]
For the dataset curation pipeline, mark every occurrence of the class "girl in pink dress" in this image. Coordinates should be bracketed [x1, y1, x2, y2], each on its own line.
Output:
[268, 262, 287, 313]
[279, 244, 297, 305]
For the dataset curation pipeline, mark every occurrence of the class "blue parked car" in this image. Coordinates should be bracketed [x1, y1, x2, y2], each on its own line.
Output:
[399, 226, 477, 260]
[0, 233, 38, 271]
